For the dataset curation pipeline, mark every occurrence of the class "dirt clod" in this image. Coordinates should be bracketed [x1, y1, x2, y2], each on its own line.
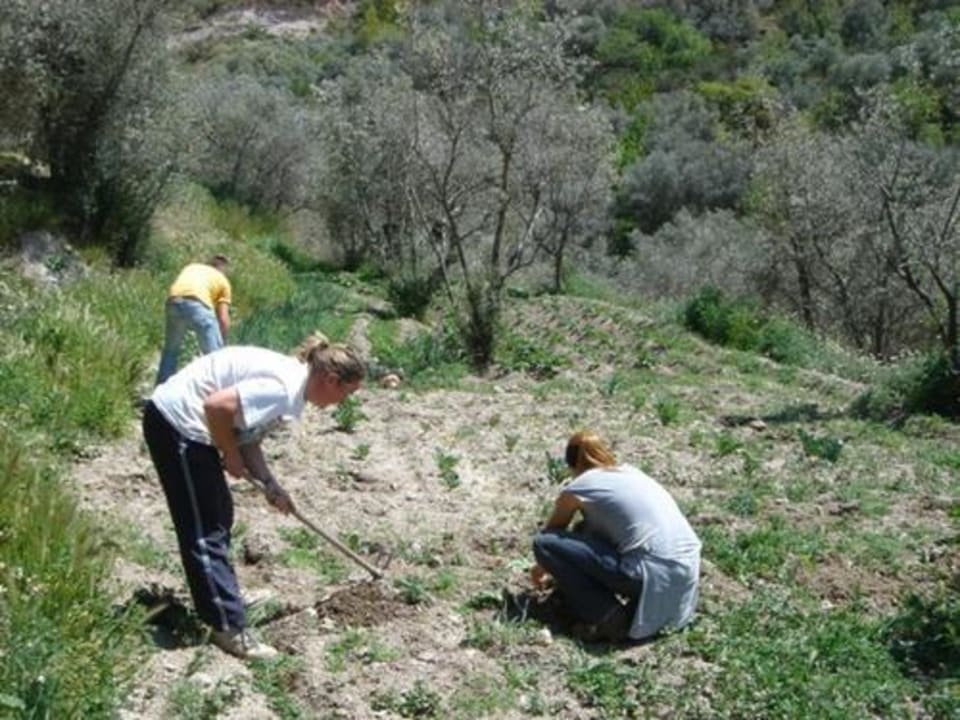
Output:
[316, 581, 411, 627]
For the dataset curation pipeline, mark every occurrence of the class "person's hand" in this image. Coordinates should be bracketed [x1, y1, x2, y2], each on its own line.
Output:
[222, 450, 246, 479]
[264, 479, 294, 515]
[530, 564, 551, 589]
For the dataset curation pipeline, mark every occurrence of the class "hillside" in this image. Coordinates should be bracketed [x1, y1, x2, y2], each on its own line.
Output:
[69, 287, 959, 718]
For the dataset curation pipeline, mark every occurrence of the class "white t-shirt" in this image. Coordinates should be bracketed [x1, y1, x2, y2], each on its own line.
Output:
[151, 346, 309, 446]
[565, 464, 702, 639]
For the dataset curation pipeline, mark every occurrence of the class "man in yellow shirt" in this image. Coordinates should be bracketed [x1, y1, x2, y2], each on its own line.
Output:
[156, 255, 232, 385]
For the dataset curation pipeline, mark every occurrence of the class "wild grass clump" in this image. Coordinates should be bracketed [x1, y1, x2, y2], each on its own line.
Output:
[0, 270, 160, 451]
[688, 591, 921, 718]
[234, 274, 351, 351]
[0, 429, 144, 716]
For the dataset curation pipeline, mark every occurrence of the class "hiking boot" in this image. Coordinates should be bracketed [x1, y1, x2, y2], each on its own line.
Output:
[210, 628, 279, 660]
[571, 604, 632, 643]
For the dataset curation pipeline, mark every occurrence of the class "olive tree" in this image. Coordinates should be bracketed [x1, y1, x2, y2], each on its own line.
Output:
[0, 0, 179, 264]
[752, 121, 919, 357]
[184, 75, 317, 213]
[320, 2, 614, 366]
[404, 4, 615, 366]
[851, 103, 960, 369]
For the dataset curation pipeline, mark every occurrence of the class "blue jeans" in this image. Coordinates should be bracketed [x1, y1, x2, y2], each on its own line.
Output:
[533, 530, 643, 625]
[156, 297, 223, 384]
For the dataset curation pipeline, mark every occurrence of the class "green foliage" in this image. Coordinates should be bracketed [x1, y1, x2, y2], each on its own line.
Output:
[697, 76, 778, 139]
[496, 331, 566, 379]
[394, 575, 431, 605]
[702, 516, 826, 582]
[0, 190, 62, 249]
[545, 452, 568, 484]
[798, 429, 844, 462]
[683, 287, 822, 367]
[166, 676, 241, 719]
[234, 274, 351, 352]
[654, 396, 681, 426]
[567, 659, 642, 717]
[590, 8, 712, 109]
[333, 395, 366, 433]
[434, 449, 461, 489]
[326, 628, 398, 672]
[369, 320, 468, 390]
[852, 351, 960, 420]
[0, 269, 160, 452]
[886, 586, 960, 680]
[387, 276, 438, 320]
[278, 527, 347, 583]
[371, 680, 442, 719]
[688, 590, 919, 718]
[0, 430, 144, 716]
[249, 656, 308, 720]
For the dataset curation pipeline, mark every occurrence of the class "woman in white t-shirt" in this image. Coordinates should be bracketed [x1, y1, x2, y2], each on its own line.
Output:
[531, 430, 701, 642]
[142, 333, 365, 659]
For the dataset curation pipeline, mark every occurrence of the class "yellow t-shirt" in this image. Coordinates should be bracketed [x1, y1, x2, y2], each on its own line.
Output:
[168, 263, 232, 309]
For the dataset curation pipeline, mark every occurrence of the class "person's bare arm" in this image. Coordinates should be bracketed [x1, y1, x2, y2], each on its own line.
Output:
[216, 302, 230, 343]
[531, 491, 582, 587]
[544, 491, 580, 530]
[238, 442, 293, 514]
[203, 387, 245, 478]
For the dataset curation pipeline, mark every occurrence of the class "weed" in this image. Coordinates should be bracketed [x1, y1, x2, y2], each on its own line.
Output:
[713, 431, 743, 457]
[371, 681, 442, 718]
[799, 429, 844, 463]
[701, 516, 826, 582]
[545, 452, 568, 484]
[278, 527, 347, 583]
[250, 656, 307, 720]
[395, 575, 431, 605]
[655, 397, 681, 426]
[166, 676, 241, 719]
[435, 449, 461, 489]
[333, 395, 366, 433]
[326, 629, 398, 672]
[567, 659, 642, 717]
[352, 442, 371, 461]
[504, 433, 520, 452]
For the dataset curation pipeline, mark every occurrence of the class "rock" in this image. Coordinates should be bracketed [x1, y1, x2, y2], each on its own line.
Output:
[379, 373, 401, 389]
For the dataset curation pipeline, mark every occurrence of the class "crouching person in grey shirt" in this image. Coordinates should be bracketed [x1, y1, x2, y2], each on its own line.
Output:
[531, 430, 701, 642]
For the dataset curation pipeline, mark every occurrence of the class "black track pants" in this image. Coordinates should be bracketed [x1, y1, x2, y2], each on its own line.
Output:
[142, 401, 245, 631]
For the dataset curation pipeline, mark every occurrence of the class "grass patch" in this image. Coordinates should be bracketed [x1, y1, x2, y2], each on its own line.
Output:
[701, 516, 827, 582]
[687, 590, 921, 718]
[0, 430, 144, 716]
[278, 527, 347, 584]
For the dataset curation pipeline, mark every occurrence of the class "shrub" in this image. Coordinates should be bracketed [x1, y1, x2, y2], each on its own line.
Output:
[851, 352, 960, 420]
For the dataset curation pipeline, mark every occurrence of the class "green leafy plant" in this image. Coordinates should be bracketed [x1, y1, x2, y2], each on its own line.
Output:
[545, 452, 568, 483]
[798, 429, 844, 463]
[434, 449, 461, 489]
[371, 681, 442, 718]
[394, 575, 431, 605]
[655, 397, 681, 426]
[352, 442, 371, 461]
[334, 395, 367, 433]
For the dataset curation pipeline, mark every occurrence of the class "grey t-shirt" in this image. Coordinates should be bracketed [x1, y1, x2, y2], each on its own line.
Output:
[151, 346, 308, 446]
[565, 464, 702, 638]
